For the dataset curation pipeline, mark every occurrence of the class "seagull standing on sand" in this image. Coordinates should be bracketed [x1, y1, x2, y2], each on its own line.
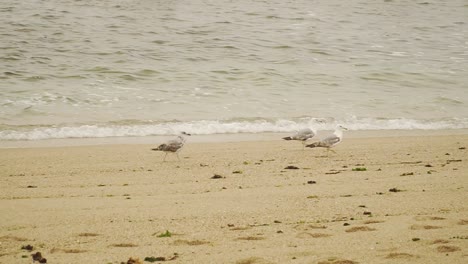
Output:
[151, 132, 190, 161]
[306, 125, 347, 155]
[282, 128, 316, 149]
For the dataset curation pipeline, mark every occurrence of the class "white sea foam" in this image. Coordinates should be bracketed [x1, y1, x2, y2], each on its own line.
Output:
[1, 117, 467, 141]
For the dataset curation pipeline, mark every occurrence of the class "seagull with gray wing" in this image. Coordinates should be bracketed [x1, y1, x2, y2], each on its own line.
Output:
[283, 128, 316, 149]
[306, 125, 347, 155]
[152, 132, 190, 161]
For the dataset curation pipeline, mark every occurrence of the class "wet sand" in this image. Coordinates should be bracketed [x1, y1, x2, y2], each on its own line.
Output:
[0, 132, 467, 263]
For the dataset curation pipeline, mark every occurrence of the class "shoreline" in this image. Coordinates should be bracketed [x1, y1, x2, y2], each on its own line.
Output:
[1, 128, 468, 149]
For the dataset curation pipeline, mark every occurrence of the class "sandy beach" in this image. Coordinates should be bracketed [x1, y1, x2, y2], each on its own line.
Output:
[0, 131, 467, 264]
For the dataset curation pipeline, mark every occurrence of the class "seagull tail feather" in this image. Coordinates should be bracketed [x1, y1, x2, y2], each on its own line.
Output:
[306, 142, 320, 148]
[152, 144, 167, 151]
[282, 137, 293, 140]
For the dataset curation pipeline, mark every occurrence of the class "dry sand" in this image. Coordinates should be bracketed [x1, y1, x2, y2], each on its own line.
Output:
[0, 131, 467, 264]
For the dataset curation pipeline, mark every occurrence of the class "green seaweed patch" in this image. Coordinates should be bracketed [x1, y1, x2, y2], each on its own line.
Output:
[352, 167, 367, 171]
[156, 230, 172, 238]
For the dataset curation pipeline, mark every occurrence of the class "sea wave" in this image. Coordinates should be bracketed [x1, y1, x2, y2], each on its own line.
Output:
[1, 117, 467, 141]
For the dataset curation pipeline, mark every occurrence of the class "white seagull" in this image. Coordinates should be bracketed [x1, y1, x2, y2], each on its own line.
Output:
[283, 128, 316, 149]
[151, 132, 190, 161]
[306, 125, 347, 155]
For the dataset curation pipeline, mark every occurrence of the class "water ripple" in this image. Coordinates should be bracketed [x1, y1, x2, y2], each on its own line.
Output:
[0, 0, 466, 132]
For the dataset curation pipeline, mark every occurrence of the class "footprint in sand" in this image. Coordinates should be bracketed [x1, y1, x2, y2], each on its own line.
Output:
[235, 236, 265, 241]
[0, 235, 28, 242]
[293, 224, 327, 231]
[229, 226, 251, 231]
[171, 239, 211, 246]
[317, 258, 359, 264]
[50, 248, 87, 253]
[436, 245, 461, 253]
[345, 226, 376, 233]
[414, 216, 446, 221]
[109, 243, 138, 248]
[296, 232, 331, 238]
[409, 224, 442, 230]
[362, 220, 384, 224]
[77, 233, 100, 237]
[384, 253, 419, 259]
[430, 239, 449, 244]
[235, 257, 273, 264]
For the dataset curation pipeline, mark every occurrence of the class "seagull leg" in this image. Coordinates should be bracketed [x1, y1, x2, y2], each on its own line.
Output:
[176, 153, 180, 161]
[163, 153, 167, 162]
[331, 149, 337, 154]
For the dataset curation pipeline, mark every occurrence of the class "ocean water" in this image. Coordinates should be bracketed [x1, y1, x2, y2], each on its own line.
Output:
[1, 0, 467, 140]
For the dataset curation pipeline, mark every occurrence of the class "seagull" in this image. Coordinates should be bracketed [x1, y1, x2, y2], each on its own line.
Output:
[283, 128, 316, 149]
[151, 132, 190, 161]
[306, 125, 347, 155]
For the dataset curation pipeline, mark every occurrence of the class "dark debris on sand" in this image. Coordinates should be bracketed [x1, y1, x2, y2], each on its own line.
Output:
[123, 257, 142, 264]
[400, 172, 414, 176]
[144, 254, 178, 262]
[32, 252, 47, 263]
[211, 174, 224, 179]
[21, 245, 33, 251]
